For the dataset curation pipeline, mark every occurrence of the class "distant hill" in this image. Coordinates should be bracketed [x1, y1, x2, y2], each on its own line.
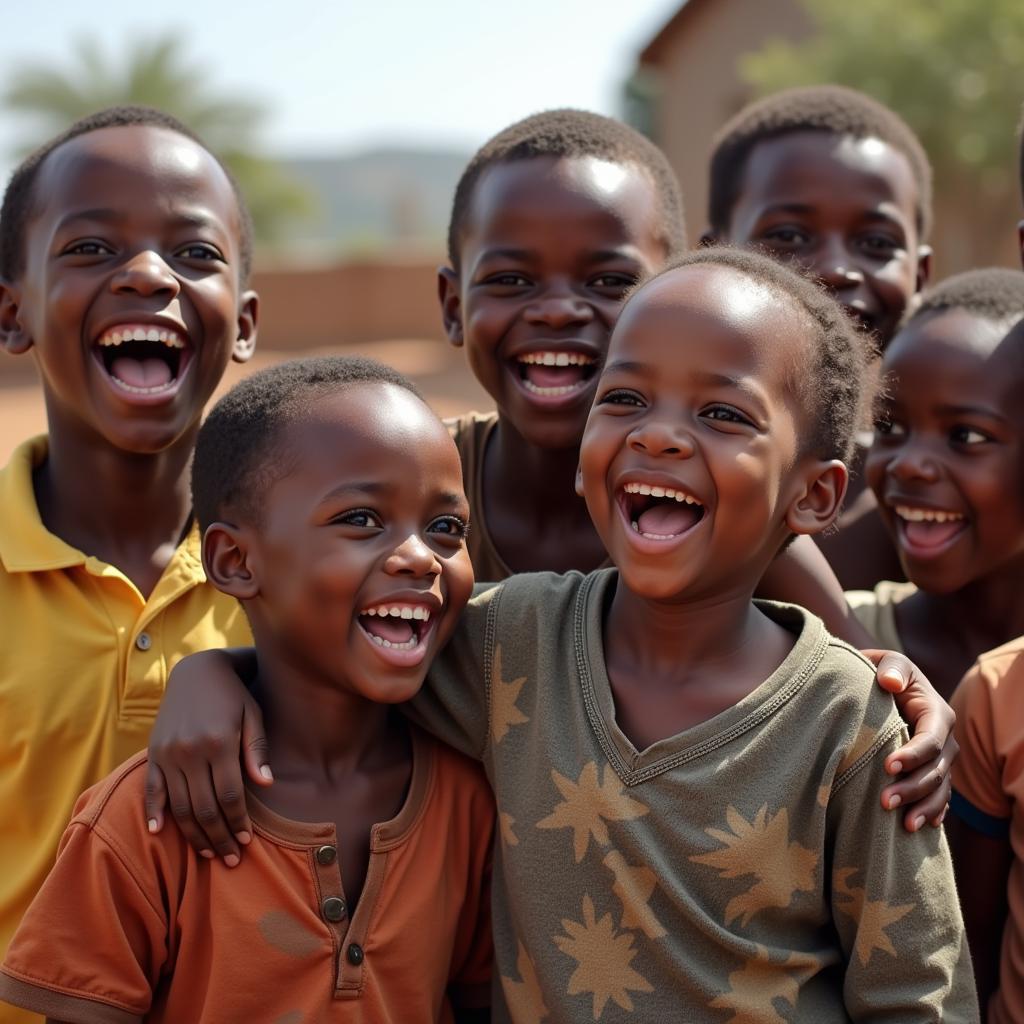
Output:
[276, 147, 471, 254]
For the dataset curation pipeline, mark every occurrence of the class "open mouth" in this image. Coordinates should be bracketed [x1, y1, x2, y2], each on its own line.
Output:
[94, 324, 192, 396]
[514, 350, 599, 399]
[357, 602, 436, 664]
[893, 504, 967, 554]
[619, 481, 705, 541]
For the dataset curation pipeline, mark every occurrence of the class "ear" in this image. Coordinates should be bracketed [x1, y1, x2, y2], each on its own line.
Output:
[914, 245, 932, 293]
[202, 522, 260, 599]
[0, 279, 32, 356]
[698, 228, 719, 248]
[785, 460, 848, 537]
[437, 266, 464, 348]
[231, 290, 259, 364]
[574, 463, 584, 498]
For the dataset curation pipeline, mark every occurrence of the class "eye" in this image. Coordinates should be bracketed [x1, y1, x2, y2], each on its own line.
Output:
[63, 240, 112, 257]
[702, 405, 754, 428]
[950, 425, 990, 446]
[333, 508, 382, 529]
[597, 388, 645, 408]
[760, 226, 810, 248]
[176, 242, 224, 262]
[589, 271, 639, 295]
[427, 514, 469, 540]
[483, 272, 531, 288]
[858, 233, 902, 257]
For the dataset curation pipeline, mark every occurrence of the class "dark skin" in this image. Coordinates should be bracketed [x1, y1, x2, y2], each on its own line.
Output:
[706, 130, 932, 592]
[947, 815, 1013, 1018]
[867, 310, 1024, 699]
[0, 124, 257, 596]
[578, 265, 847, 744]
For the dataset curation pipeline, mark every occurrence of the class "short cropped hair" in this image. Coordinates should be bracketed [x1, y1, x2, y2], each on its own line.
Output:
[192, 356, 422, 532]
[0, 105, 253, 283]
[708, 85, 933, 240]
[907, 267, 1024, 327]
[621, 246, 873, 464]
[447, 108, 686, 267]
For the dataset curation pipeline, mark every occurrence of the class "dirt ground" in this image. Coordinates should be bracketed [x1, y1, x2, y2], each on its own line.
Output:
[0, 339, 494, 466]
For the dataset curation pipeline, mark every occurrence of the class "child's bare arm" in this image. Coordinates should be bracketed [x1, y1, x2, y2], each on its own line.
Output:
[948, 815, 1011, 1016]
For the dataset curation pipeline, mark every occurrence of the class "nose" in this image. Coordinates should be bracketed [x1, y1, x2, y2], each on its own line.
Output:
[887, 438, 940, 484]
[628, 417, 695, 459]
[111, 250, 180, 298]
[384, 532, 442, 579]
[524, 282, 594, 330]
[811, 237, 864, 292]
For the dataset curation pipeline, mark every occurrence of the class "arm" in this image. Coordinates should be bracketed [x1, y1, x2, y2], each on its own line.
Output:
[760, 537, 956, 831]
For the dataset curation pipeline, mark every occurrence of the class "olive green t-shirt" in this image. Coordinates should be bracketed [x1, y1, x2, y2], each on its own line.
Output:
[409, 569, 976, 1022]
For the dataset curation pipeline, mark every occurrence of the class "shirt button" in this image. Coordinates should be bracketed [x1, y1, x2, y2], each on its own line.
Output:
[322, 897, 347, 922]
[316, 845, 337, 866]
[347, 943, 364, 965]
[135, 632, 152, 652]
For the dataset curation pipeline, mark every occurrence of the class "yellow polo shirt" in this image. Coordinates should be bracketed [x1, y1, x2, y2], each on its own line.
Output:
[0, 437, 252, 1024]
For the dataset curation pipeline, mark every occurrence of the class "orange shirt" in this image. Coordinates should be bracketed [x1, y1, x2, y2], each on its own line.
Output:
[0, 731, 494, 1024]
[951, 636, 1024, 1024]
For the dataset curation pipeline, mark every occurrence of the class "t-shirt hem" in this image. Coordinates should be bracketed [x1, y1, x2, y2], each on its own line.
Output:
[949, 788, 1011, 838]
[0, 969, 143, 1024]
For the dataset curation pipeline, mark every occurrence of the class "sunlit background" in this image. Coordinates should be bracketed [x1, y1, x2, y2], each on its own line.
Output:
[3, 0, 1023, 460]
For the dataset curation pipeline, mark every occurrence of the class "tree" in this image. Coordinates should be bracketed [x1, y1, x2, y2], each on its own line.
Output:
[3, 34, 312, 244]
[740, 0, 1024, 272]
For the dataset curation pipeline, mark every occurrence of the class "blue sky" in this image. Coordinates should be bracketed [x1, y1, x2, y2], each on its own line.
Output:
[0, 0, 679, 178]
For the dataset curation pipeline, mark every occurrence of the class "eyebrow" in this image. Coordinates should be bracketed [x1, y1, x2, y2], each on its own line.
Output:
[55, 208, 223, 232]
[318, 482, 469, 508]
[758, 202, 906, 226]
[934, 402, 1008, 421]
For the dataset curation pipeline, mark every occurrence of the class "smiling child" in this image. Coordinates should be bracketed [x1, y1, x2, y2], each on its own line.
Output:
[847, 268, 1024, 698]
[0, 105, 258, 1009]
[0, 357, 494, 1023]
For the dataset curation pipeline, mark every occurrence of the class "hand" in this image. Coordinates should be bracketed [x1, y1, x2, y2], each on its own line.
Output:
[144, 648, 269, 864]
[864, 649, 956, 833]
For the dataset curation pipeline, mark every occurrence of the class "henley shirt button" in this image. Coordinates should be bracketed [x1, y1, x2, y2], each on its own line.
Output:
[322, 897, 347, 922]
[135, 632, 152, 652]
[347, 943, 364, 966]
[316, 844, 337, 866]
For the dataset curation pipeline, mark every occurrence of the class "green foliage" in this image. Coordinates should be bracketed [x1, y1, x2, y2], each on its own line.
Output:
[741, 0, 1024, 202]
[3, 34, 314, 242]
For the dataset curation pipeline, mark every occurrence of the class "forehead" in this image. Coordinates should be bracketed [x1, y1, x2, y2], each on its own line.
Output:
[30, 125, 241, 240]
[610, 264, 810, 383]
[733, 130, 919, 229]
[885, 308, 1024, 407]
[462, 155, 664, 257]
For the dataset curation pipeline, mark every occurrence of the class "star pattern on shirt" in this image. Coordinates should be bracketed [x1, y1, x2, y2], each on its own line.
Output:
[709, 945, 820, 1024]
[536, 761, 650, 862]
[499, 811, 520, 847]
[690, 804, 818, 927]
[553, 894, 653, 1020]
[603, 849, 667, 939]
[501, 942, 550, 1022]
[834, 867, 914, 966]
[491, 644, 529, 743]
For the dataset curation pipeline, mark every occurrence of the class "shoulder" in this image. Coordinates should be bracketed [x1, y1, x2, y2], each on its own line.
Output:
[954, 636, 1024, 716]
[845, 579, 914, 651]
[445, 410, 497, 448]
[846, 579, 917, 611]
[429, 735, 494, 807]
[471, 568, 597, 631]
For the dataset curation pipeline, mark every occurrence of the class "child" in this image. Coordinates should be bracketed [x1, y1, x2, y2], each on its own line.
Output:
[0, 357, 494, 1023]
[847, 268, 1024, 698]
[0, 105, 258, 1006]
[703, 85, 933, 591]
[144, 249, 977, 1020]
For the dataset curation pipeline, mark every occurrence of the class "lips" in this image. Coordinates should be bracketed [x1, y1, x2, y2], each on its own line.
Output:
[93, 322, 193, 401]
[356, 600, 438, 667]
[617, 479, 705, 544]
[511, 347, 600, 405]
[891, 502, 968, 558]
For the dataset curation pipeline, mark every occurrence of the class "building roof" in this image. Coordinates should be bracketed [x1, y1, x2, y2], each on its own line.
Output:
[638, 0, 707, 66]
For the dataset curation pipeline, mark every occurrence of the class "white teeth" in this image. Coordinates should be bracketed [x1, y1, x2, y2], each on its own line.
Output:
[367, 634, 418, 651]
[360, 604, 431, 622]
[522, 380, 586, 397]
[96, 325, 187, 349]
[518, 351, 596, 367]
[894, 504, 964, 524]
[623, 481, 701, 506]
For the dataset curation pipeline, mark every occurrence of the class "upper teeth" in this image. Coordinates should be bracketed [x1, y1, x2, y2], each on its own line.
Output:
[624, 481, 701, 506]
[894, 505, 963, 523]
[518, 351, 595, 367]
[97, 326, 186, 349]
[361, 605, 431, 621]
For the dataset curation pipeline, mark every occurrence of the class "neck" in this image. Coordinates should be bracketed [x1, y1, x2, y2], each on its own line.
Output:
[34, 415, 195, 571]
[252, 647, 397, 782]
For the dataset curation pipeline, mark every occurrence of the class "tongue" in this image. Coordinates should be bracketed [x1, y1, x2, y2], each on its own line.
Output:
[361, 615, 415, 644]
[524, 363, 587, 389]
[637, 502, 700, 537]
[110, 356, 172, 389]
[904, 519, 963, 549]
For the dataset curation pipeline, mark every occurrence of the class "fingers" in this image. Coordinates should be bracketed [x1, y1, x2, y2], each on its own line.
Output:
[163, 757, 242, 866]
[884, 728, 944, 776]
[862, 649, 909, 693]
[241, 701, 273, 787]
[164, 767, 218, 860]
[881, 736, 957, 832]
[210, 755, 254, 851]
[144, 762, 169, 833]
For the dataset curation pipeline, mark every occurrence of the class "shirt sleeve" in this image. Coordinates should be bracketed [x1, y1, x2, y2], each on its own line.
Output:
[950, 659, 1012, 837]
[827, 712, 979, 1022]
[405, 582, 502, 761]
[0, 776, 170, 1023]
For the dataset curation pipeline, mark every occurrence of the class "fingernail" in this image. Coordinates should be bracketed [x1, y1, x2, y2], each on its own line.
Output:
[147, 818, 159, 833]
[889, 760, 902, 774]
[259, 765, 273, 782]
[888, 669, 905, 687]
[225, 854, 240, 868]
[887, 794, 901, 809]
[235, 831, 252, 845]
[200, 849, 215, 859]
[913, 815, 926, 832]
